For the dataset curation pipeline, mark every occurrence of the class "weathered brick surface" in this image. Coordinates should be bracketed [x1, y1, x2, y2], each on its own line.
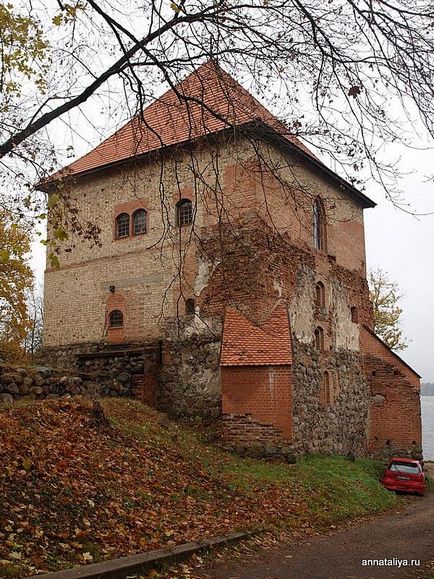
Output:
[43, 135, 368, 347]
[222, 365, 293, 439]
[361, 327, 422, 458]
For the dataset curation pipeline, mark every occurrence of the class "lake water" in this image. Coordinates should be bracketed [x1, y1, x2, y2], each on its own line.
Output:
[422, 396, 434, 460]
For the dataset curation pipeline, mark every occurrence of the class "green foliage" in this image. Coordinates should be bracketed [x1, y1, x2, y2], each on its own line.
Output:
[369, 268, 408, 352]
[0, 211, 33, 362]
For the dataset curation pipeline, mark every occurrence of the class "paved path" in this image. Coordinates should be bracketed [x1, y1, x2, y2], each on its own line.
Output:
[196, 488, 434, 578]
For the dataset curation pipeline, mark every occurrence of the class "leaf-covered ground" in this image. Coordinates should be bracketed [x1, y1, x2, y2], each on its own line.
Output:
[0, 398, 397, 577]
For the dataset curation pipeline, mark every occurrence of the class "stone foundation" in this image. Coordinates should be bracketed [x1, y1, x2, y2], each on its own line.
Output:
[36, 332, 222, 420]
[35, 342, 161, 404]
[220, 413, 296, 462]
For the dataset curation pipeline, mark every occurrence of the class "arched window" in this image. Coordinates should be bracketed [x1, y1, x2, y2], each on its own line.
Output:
[109, 310, 123, 328]
[133, 209, 147, 235]
[314, 326, 324, 351]
[116, 213, 130, 238]
[315, 281, 325, 308]
[351, 306, 359, 323]
[176, 199, 193, 226]
[312, 197, 326, 250]
[185, 298, 195, 316]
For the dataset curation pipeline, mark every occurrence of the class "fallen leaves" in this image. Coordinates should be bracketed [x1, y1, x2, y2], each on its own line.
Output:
[0, 398, 312, 576]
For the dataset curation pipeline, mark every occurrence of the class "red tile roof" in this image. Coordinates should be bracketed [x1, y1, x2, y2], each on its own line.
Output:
[220, 304, 292, 366]
[50, 60, 315, 180]
[45, 60, 375, 208]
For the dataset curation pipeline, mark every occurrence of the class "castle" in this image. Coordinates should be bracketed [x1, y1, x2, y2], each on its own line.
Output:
[40, 62, 422, 459]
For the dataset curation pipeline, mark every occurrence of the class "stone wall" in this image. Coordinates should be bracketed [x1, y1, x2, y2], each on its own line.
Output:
[34, 341, 161, 405]
[291, 339, 369, 456]
[0, 365, 125, 404]
[159, 320, 222, 419]
[39, 333, 222, 420]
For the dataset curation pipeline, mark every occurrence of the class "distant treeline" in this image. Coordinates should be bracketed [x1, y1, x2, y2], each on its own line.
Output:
[421, 383, 434, 396]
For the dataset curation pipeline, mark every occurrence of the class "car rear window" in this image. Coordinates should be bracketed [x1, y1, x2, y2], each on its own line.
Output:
[389, 462, 420, 474]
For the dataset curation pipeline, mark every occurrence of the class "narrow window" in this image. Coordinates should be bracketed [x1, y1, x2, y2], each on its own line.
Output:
[133, 209, 147, 235]
[116, 213, 130, 238]
[313, 197, 326, 250]
[322, 371, 331, 404]
[185, 298, 195, 316]
[351, 306, 359, 323]
[314, 326, 324, 351]
[315, 281, 325, 308]
[109, 310, 123, 328]
[176, 199, 193, 226]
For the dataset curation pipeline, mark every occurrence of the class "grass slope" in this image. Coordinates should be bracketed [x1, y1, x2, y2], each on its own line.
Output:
[0, 398, 396, 577]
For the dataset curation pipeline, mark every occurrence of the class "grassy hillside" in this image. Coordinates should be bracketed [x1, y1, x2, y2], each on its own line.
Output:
[0, 398, 397, 577]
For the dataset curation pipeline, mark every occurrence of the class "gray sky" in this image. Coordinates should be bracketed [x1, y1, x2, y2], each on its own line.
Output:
[364, 147, 434, 382]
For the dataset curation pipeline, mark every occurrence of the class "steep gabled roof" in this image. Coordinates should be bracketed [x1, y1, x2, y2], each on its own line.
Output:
[52, 61, 312, 176]
[46, 61, 375, 208]
[220, 304, 292, 366]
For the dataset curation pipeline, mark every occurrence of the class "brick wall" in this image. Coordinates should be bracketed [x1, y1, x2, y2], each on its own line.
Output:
[361, 326, 422, 458]
[221, 365, 292, 439]
[43, 135, 370, 349]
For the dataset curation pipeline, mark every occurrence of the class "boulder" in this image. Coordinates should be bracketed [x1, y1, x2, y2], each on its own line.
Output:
[19, 384, 30, 395]
[33, 374, 44, 386]
[23, 376, 33, 388]
[1, 373, 16, 385]
[0, 393, 13, 404]
[36, 366, 52, 378]
[116, 372, 131, 384]
[6, 383, 19, 395]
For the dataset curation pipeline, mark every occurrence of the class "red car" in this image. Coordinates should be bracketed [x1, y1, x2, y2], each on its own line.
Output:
[381, 457, 426, 496]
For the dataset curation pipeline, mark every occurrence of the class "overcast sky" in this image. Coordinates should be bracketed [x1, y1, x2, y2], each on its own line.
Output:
[364, 147, 434, 382]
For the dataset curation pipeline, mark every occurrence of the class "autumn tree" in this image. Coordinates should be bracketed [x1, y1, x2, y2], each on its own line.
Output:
[369, 268, 408, 352]
[0, 210, 33, 363]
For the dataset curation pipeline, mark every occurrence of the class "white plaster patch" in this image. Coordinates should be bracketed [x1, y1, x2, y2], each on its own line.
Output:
[289, 282, 315, 343]
[194, 256, 221, 297]
[334, 290, 359, 350]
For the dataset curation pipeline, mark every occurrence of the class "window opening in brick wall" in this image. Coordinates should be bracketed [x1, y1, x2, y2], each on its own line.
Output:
[176, 199, 193, 226]
[315, 281, 325, 308]
[322, 371, 331, 404]
[109, 309, 123, 327]
[116, 213, 130, 238]
[133, 208, 147, 235]
[351, 306, 359, 323]
[314, 326, 324, 351]
[185, 298, 195, 315]
[313, 197, 326, 250]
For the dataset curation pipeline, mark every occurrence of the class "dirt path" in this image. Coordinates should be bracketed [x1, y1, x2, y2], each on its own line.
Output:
[195, 490, 434, 578]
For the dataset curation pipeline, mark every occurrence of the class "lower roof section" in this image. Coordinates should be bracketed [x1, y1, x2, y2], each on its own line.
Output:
[220, 304, 292, 366]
